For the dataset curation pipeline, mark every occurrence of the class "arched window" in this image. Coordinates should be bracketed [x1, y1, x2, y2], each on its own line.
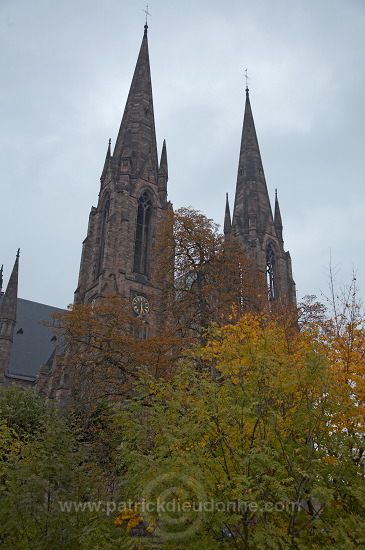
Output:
[266, 243, 276, 300]
[96, 197, 110, 276]
[134, 191, 153, 275]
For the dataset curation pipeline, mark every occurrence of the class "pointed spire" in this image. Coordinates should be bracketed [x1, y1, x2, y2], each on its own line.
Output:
[158, 139, 168, 201]
[113, 25, 158, 182]
[100, 138, 112, 187]
[0, 249, 20, 322]
[274, 189, 283, 242]
[232, 88, 273, 237]
[224, 193, 232, 235]
[158, 139, 168, 177]
[0, 264, 3, 294]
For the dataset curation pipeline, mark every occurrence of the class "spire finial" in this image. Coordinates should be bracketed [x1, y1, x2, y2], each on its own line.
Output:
[16, 248, 20, 259]
[142, 4, 151, 35]
[0, 264, 3, 293]
[275, 188, 278, 199]
[244, 68, 250, 94]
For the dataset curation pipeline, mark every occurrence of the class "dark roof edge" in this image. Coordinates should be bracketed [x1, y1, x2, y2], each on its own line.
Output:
[6, 373, 36, 382]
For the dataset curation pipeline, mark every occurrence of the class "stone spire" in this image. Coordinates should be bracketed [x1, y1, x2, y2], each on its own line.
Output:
[158, 139, 168, 201]
[0, 264, 3, 295]
[232, 87, 273, 240]
[158, 139, 168, 177]
[224, 193, 232, 235]
[274, 189, 283, 243]
[74, 23, 171, 320]
[230, 88, 296, 304]
[100, 138, 112, 187]
[0, 249, 19, 323]
[113, 24, 158, 183]
[106, 137, 111, 157]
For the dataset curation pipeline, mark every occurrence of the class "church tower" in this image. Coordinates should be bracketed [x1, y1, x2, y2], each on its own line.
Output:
[74, 24, 171, 334]
[227, 87, 296, 304]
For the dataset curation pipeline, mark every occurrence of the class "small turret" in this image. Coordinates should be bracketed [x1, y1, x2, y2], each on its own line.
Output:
[0, 249, 19, 324]
[100, 138, 112, 187]
[224, 193, 232, 236]
[274, 189, 283, 243]
[0, 249, 20, 383]
[158, 139, 168, 202]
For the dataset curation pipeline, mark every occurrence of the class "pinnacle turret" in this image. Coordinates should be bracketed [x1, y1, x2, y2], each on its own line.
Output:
[274, 189, 283, 243]
[100, 138, 112, 186]
[0, 252, 20, 382]
[0, 250, 19, 323]
[224, 193, 232, 235]
[158, 139, 168, 177]
[158, 139, 168, 201]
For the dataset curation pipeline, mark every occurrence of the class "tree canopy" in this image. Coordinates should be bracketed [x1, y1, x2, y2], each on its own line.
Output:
[1, 211, 365, 549]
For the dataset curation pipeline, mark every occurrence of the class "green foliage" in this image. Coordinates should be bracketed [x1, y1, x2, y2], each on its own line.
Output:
[0, 384, 48, 436]
[0, 387, 127, 550]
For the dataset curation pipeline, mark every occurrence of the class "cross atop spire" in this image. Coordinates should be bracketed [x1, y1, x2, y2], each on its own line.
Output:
[142, 3, 151, 24]
[244, 68, 250, 93]
[142, 4, 151, 36]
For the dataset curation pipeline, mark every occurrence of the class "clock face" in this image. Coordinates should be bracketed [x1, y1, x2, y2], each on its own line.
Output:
[131, 295, 150, 316]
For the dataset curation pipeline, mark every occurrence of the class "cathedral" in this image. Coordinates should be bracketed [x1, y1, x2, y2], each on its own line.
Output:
[0, 23, 295, 390]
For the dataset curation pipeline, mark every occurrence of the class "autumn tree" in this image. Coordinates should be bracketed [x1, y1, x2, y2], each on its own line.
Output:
[47, 293, 186, 407]
[0, 385, 127, 549]
[115, 308, 365, 549]
[153, 207, 266, 345]
[47, 207, 266, 404]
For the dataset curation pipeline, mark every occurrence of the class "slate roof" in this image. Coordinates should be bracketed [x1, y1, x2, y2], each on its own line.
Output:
[0, 296, 64, 381]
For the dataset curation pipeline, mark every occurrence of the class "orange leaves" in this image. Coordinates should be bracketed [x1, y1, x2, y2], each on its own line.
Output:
[50, 295, 183, 401]
[152, 207, 266, 346]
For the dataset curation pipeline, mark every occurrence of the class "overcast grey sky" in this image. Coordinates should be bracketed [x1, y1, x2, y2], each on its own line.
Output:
[1, 0, 364, 309]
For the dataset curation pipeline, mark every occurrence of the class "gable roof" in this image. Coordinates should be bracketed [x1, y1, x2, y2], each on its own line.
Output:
[0, 296, 64, 381]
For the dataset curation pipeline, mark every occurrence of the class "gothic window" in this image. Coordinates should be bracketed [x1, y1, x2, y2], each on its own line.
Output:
[96, 196, 110, 276]
[133, 191, 153, 275]
[266, 243, 276, 300]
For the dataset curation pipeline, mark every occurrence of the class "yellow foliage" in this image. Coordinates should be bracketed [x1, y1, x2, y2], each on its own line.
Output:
[114, 507, 144, 534]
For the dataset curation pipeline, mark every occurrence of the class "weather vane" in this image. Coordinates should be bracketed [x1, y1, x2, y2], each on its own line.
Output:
[142, 4, 151, 24]
[244, 68, 250, 90]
